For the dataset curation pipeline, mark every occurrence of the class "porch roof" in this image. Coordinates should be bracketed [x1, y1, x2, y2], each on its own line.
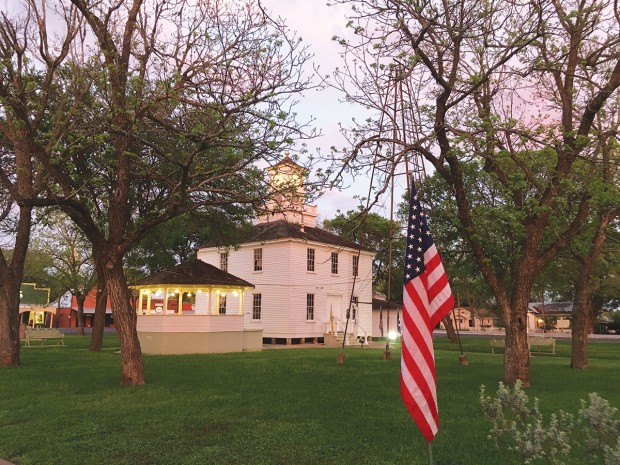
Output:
[129, 259, 254, 289]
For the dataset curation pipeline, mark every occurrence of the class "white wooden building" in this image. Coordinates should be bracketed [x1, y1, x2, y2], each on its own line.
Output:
[197, 155, 375, 345]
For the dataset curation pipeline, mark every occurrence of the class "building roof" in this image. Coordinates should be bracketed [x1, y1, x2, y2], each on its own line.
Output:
[471, 307, 501, 319]
[202, 219, 374, 252]
[272, 153, 304, 170]
[130, 259, 254, 288]
[372, 298, 401, 310]
[451, 306, 501, 319]
[529, 302, 573, 315]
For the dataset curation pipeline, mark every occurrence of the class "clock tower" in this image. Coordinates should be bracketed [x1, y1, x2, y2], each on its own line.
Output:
[256, 153, 318, 227]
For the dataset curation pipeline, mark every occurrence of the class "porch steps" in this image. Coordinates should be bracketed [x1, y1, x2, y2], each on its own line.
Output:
[323, 332, 359, 347]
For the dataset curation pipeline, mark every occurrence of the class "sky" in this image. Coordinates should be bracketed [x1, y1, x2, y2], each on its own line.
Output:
[0, 0, 383, 223]
[260, 0, 374, 222]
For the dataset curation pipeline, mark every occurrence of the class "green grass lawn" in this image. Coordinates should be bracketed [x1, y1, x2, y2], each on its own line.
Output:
[0, 335, 618, 465]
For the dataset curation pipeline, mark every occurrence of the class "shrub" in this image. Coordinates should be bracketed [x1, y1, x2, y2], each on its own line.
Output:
[480, 381, 620, 465]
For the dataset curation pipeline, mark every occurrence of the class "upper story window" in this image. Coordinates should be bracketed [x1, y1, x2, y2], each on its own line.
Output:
[220, 252, 228, 272]
[307, 248, 315, 272]
[254, 248, 263, 272]
[352, 255, 359, 277]
[331, 252, 339, 275]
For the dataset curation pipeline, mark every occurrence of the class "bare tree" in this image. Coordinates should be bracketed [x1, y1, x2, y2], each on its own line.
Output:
[0, 0, 315, 384]
[327, 0, 620, 384]
[0, 2, 80, 366]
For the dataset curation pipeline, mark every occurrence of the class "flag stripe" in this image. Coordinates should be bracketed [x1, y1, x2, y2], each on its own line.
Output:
[401, 279, 438, 439]
[401, 181, 454, 443]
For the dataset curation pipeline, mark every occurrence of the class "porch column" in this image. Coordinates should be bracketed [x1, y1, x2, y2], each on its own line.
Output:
[163, 288, 169, 315]
[146, 291, 152, 315]
[137, 291, 144, 315]
[238, 291, 244, 315]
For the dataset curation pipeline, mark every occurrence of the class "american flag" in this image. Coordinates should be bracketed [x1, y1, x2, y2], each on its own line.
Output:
[401, 181, 454, 443]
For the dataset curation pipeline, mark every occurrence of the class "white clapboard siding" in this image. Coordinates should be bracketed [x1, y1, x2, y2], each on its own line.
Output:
[137, 314, 244, 332]
[197, 237, 374, 340]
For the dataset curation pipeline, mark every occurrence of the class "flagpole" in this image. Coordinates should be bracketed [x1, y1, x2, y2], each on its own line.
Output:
[428, 442, 433, 465]
[454, 290, 468, 365]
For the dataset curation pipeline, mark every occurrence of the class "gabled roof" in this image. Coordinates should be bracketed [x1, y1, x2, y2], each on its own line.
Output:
[202, 219, 374, 252]
[130, 259, 254, 288]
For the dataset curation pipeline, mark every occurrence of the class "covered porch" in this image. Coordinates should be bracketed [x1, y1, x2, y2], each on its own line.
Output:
[19, 306, 57, 328]
[129, 259, 261, 355]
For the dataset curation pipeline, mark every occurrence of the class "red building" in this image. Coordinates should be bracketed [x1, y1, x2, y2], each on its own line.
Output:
[52, 290, 114, 329]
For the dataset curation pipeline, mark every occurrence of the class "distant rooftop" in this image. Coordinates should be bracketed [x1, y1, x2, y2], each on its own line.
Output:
[528, 302, 573, 314]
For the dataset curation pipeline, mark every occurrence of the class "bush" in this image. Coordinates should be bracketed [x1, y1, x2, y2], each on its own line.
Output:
[480, 381, 620, 465]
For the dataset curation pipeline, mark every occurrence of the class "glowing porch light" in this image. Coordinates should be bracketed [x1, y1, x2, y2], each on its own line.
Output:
[388, 330, 399, 341]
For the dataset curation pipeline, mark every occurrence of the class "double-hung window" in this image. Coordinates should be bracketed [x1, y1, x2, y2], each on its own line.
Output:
[220, 252, 228, 272]
[254, 248, 263, 272]
[306, 294, 315, 320]
[252, 294, 262, 320]
[307, 248, 315, 272]
[331, 252, 339, 274]
[352, 255, 359, 277]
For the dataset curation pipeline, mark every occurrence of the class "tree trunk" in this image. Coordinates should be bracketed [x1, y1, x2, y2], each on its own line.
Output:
[571, 211, 614, 369]
[503, 283, 531, 385]
[571, 255, 592, 369]
[76, 294, 86, 337]
[0, 289, 20, 367]
[89, 284, 107, 352]
[102, 258, 144, 385]
[0, 205, 32, 367]
[443, 314, 458, 343]
[90, 263, 108, 352]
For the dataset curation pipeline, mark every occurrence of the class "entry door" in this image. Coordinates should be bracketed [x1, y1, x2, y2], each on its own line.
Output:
[326, 294, 343, 323]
